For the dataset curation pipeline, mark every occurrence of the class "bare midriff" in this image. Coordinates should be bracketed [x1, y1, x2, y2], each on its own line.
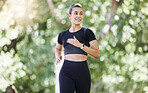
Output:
[64, 54, 87, 62]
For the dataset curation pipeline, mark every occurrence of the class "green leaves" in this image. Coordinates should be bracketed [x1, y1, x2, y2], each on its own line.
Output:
[0, 0, 148, 93]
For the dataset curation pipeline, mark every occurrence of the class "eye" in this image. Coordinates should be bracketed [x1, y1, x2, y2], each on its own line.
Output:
[74, 12, 78, 15]
[80, 12, 83, 15]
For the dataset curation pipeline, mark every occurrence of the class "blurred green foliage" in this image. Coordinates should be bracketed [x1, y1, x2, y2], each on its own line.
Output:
[0, 0, 148, 93]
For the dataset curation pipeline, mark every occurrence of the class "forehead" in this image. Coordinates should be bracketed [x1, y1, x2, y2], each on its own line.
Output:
[72, 7, 83, 12]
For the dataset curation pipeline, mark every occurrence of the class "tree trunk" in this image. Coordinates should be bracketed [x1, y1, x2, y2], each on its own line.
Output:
[47, 0, 61, 23]
[47, 0, 69, 26]
[0, 0, 7, 11]
[99, 0, 124, 41]
[6, 85, 15, 93]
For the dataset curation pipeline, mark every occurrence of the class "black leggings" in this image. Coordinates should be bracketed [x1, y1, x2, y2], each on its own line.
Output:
[59, 60, 91, 93]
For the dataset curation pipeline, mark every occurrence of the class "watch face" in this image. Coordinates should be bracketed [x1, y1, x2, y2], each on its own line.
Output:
[83, 44, 85, 47]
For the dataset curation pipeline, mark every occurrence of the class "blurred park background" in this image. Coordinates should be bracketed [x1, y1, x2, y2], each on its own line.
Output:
[0, 0, 148, 93]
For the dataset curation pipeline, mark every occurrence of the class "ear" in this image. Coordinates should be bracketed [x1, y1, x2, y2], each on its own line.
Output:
[68, 14, 71, 20]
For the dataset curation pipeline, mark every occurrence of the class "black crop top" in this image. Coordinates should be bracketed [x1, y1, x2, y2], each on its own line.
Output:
[57, 27, 96, 55]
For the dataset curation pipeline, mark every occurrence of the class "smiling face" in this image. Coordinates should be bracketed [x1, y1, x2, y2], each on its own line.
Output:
[68, 7, 83, 25]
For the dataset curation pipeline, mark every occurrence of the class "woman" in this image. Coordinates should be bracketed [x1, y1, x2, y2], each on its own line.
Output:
[55, 4, 100, 93]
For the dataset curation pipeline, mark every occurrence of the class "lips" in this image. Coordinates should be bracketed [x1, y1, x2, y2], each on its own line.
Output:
[75, 19, 81, 22]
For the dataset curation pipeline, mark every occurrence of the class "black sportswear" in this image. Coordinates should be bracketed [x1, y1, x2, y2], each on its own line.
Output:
[57, 27, 96, 55]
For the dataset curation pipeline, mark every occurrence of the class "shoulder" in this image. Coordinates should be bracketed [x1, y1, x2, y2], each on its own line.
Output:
[59, 29, 68, 34]
[83, 27, 92, 31]
[58, 29, 69, 36]
[83, 27, 94, 34]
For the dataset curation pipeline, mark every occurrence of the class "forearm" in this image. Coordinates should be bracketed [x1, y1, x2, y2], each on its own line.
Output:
[55, 44, 63, 64]
[55, 48, 62, 58]
[80, 44, 100, 58]
[67, 37, 100, 58]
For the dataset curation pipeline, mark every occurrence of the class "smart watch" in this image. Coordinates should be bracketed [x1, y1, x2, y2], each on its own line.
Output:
[81, 43, 85, 49]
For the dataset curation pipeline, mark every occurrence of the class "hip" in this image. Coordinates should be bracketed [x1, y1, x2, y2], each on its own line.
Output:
[60, 60, 90, 77]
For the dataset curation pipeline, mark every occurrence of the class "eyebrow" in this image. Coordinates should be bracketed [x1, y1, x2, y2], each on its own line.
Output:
[74, 11, 83, 13]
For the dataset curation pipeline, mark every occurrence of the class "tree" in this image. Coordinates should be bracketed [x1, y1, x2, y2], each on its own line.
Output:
[0, 0, 147, 93]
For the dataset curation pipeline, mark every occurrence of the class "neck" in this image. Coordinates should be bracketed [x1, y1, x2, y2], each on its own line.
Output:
[69, 24, 82, 33]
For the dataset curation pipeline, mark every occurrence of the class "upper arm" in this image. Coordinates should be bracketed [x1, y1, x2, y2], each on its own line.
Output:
[56, 43, 63, 51]
[89, 40, 99, 51]
[56, 32, 63, 51]
[86, 29, 96, 43]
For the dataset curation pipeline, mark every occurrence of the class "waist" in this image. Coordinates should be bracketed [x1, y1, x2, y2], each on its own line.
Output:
[61, 60, 89, 76]
[64, 54, 87, 62]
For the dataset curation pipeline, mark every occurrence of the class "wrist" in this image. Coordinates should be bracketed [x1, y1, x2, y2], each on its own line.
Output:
[79, 43, 83, 48]
[80, 43, 85, 49]
[56, 55, 60, 58]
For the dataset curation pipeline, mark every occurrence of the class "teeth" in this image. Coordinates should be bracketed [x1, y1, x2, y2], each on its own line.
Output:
[76, 19, 81, 21]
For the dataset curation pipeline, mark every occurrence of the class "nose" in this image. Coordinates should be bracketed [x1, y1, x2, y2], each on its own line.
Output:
[77, 14, 82, 17]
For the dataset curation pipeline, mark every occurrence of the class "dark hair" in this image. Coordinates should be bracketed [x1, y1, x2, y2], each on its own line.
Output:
[69, 4, 82, 14]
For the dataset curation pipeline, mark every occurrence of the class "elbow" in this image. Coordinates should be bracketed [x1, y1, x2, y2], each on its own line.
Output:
[55, 47, 58, 52]
[55, 47, 62, 51]
[96, 54, 100, 59]
[95, 50, 100, 59]
[92, 50, 100, 59]
[94, 53, 100, 59]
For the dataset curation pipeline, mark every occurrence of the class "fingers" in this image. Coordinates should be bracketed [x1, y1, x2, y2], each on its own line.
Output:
[67, 36, 77, 41]
[73, 36, 77, 42]
[67, 36, 77, 43]
[56, 59, 61, 65]
[56, 56, 62, 65]
[67, 39, 74, 44]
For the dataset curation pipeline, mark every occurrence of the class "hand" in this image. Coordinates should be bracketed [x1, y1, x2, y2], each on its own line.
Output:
[67, 36, 82, 48]
[56, 55, 62, 65]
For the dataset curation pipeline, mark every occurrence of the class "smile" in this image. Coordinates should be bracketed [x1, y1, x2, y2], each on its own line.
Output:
[75, 19, 81, 22]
